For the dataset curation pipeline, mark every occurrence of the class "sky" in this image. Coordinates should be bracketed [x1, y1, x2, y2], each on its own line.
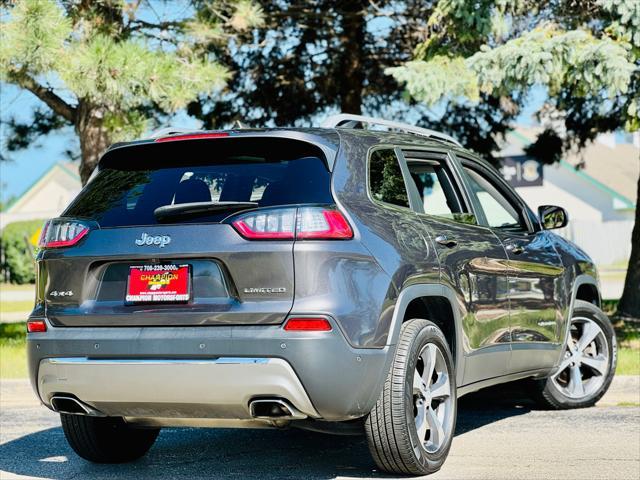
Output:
[0, 83, 200, 203]
[0, 81, 549, 205]
[0, 0, 196, 205]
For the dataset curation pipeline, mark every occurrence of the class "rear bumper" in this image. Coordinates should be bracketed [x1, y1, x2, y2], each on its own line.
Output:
[38, 357, 318, 420]
[27, 318, 392, 422]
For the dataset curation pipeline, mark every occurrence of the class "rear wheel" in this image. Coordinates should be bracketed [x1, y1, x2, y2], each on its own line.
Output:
[60, 414, 160, 463]
[530, 300, 617, 409]
[365, 319, 456, 476]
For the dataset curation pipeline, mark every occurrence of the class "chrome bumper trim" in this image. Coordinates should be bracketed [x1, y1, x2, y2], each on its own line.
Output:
[47, 357, 270, 365]
[38, 356, 318, 420]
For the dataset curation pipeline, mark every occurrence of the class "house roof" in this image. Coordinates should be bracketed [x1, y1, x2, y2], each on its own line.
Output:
[6, 162, 81, 213]
[501, 126, 638, 208]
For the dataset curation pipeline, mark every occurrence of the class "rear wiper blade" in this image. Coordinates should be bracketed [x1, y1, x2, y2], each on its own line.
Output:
[154, 201, 258, 220]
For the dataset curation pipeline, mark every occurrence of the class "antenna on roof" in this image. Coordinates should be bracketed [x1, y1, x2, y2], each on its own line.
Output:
[321, 113, 461, 147]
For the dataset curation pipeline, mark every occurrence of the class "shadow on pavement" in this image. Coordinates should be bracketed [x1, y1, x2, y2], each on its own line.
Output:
[0, 383, 535, 480]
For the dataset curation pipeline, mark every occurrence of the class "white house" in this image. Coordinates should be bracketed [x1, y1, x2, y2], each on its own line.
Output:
[0, 162, 82, 230]
[499, 127, 638, 265]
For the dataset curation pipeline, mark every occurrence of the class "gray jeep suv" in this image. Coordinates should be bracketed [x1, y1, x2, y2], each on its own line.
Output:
[27, 114, 617, 476]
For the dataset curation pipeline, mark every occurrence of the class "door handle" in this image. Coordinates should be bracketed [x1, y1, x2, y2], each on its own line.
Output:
[435, 235, 458, 248]
[506, 243, 525, 255]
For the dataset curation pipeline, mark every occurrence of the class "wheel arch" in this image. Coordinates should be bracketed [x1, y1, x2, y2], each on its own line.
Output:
[569, 274, 601, 316]
[558, 274, 603, 360]
[574, 278, 601, 308]
[386, 284, 465, 387]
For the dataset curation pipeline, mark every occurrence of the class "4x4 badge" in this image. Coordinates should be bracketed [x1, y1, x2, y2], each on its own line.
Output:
[135, 233, 171, 248]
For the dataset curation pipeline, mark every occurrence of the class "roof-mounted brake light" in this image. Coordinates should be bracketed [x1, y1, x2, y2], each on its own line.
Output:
[154, 132, 229, 143]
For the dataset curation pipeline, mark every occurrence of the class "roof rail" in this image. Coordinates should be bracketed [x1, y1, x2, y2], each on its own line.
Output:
[147, 127, 199, 139]
[320, 113, 461, 147]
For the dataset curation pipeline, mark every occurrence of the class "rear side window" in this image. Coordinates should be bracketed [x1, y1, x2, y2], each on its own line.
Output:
[368, 149, 410, 208]
[64, 138, 333, 227]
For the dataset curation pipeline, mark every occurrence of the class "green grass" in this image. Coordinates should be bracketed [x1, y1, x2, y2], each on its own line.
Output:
[0, 283, 35, 292]
[0, 343, 27, 378]
[617, 348, 640, 376]
[0, 300, 34, 314]
[0, 322, 27, 378]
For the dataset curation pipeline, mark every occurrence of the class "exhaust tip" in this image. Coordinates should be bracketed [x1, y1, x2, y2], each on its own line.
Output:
[50, 396, 104, 416]
[249, 399, 306, 420]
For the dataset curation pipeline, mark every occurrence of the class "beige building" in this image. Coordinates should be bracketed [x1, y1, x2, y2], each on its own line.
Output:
[499, 128, 638, 266]
[0, 162, 81, 230]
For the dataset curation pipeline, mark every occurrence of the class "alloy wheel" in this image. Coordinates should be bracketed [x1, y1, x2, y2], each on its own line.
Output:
[412, 343, 454, 453]
[550, 317, 610, 399]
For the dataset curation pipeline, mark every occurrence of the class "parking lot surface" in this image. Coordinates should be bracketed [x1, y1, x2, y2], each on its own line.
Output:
[1, 379, 638, 480]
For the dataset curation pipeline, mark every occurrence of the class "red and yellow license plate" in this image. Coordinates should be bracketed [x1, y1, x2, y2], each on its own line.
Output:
[126, 264, 190, 303]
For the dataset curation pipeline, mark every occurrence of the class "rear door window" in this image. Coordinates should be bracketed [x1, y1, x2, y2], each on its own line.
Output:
[64, 138, 333, 227]
[407, 162, 463, 217]
[403, 152, 476, 225]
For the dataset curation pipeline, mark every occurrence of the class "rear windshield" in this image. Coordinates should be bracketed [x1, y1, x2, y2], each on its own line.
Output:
[64, 137, 333, 227]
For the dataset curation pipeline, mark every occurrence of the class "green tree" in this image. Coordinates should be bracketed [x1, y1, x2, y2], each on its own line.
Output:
[0, 0, 263, 183]
[186, 1, 521, 164]
[0, 218, 44, 284]
[386, 0, 639, 319]
[187, 0, 416, 126]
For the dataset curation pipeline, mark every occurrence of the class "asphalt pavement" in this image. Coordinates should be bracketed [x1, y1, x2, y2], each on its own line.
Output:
[1, 378, 638, 480]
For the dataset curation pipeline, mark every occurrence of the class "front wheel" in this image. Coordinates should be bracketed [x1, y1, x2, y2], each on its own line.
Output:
[364, 319, 456, 476]
[530, 300, 617, 409]
[61, 414, 160, 463]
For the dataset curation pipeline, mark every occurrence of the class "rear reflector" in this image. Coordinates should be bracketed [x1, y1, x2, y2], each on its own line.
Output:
[230, 207, 352, 240]
[27, 320, 46, 333]
[38, 219, 91, 248]
[284, 317, 332, 331]
[154, 132, 229, 143]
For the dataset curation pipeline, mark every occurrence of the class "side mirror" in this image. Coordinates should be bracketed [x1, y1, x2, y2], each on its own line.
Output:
[538, 205, 568, 230]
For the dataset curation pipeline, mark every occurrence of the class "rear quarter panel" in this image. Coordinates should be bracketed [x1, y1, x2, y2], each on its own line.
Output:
[298, 131, 441, 348]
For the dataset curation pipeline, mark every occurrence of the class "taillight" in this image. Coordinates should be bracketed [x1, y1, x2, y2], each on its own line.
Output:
[27, 320, 47, 333]
[284, 317, 332, 331]
[297, 208, 352, 239]
[232, 208, 296, 239]
[230, 207, 352, 240]
[38, 219, 91, 248]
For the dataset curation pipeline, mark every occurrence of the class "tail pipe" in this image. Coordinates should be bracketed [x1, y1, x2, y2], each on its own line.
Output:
[249, 398, 307, 420]
[50, 396, 105, 417]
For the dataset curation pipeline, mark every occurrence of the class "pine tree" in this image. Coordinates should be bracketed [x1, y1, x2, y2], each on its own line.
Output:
[387, 0, 639, 319]
[0, 0, 263, 183]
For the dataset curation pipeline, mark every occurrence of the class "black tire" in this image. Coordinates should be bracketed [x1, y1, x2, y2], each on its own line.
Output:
[60, 414, 160, 463]
[530, 300, 617, 410]
[364, 319, 457, 476]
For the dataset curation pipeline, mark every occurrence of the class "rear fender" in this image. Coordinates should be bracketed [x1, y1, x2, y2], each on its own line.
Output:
[384, 284, 465, 387]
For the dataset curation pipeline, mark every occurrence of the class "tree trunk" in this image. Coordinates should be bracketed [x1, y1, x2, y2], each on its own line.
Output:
[617, 172, 640, 320]
[75, 102, 112, 185]
[338, 1, 365, 114]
